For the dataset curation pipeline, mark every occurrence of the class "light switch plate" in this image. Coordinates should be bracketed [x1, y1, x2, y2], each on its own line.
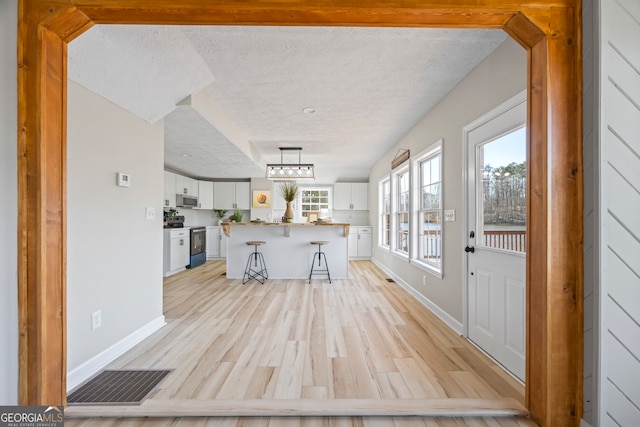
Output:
[444, 209, 456, 222]
[146, 207, 156, 220]
[116, 172, 131, 187]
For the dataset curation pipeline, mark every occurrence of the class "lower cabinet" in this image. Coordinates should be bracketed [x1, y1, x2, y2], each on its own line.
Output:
[348, 226, 372, 259]
[163, 228, 190, 277]
[206, 226, 228, 259]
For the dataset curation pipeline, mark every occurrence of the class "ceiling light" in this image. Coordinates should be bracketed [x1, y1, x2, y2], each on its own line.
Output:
[302, 107, 316, 114]
[266, 147, 315, 181]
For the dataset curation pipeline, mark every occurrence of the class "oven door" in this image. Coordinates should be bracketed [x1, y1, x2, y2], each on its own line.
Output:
[190, 227, 206, 255]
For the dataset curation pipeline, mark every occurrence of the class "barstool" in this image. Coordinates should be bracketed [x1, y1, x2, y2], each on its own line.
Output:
[309, 241, 331, 283]
[243, 241, 268, 284]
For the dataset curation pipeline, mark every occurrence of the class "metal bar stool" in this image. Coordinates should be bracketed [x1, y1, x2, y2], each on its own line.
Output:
[309, 241, 331, 283]
[243, 241, 268, 284]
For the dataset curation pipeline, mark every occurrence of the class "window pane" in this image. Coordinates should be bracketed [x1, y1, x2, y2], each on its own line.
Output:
[397, 212, 409, 252]
[379, 179, 391, 248]
[417, 150, 442, 270]
[478, 128, 527, 253]
[421, 210, 441, 265]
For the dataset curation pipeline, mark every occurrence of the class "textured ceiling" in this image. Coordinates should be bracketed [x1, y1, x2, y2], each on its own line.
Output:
[68, 25, 507, 182]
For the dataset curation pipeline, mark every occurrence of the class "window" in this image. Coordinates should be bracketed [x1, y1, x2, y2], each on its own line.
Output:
[412, 140, 443, 275]
[394, 167, 410, 254]
[299, 187, 331, 219]
[379, 177, 391, 247]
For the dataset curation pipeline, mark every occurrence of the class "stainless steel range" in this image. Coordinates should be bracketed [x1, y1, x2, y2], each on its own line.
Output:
[188, 226, 206, 269]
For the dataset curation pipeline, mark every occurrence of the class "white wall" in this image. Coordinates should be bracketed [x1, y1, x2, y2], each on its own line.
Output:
[67, 81, 165, 373]
[0, 0, 19, 405]
[598, 0, 640, 424]
[368, 37, 526, 323]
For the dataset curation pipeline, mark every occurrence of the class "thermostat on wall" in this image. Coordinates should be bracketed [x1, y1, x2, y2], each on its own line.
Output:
[116, 172, 131, 187]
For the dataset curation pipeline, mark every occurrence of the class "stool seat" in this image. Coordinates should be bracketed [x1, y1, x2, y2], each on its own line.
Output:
[243, 241, 268, 285]
[309, 241, 331, 283]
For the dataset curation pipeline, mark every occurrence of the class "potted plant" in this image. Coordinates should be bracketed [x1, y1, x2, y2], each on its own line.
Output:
[234, 209, 243, 223]
[280, 182, 298, 222]
[213, 209, 227, 225]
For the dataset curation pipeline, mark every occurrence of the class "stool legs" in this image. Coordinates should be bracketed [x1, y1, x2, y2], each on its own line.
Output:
[243, 244, 268, 284]
[309, 244, 331, 283]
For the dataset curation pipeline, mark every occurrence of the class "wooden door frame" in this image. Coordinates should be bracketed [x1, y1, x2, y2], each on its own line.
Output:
[17, 1, 583, 426]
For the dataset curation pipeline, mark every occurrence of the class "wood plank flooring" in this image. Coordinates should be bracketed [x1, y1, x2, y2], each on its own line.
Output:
[65, 260, 530, 426]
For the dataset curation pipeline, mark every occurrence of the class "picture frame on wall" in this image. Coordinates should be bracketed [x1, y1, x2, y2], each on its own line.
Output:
[252, 190, 271, 208]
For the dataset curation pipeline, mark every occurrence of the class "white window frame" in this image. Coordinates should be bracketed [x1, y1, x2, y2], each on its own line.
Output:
[411, 139, 443, 278]
[378, 175, 391, 249]
[391, 165, 410, 258]
[298, 186, 332, 220]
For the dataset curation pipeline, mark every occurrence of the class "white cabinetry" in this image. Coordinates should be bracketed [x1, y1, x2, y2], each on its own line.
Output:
[176, 175, 198, 197]
[213, 182, 250, 210]
[334, 183, 368, 210]
[163, 228, 190, 277]
[348, 226, 372, 259]
[163, 171, 177, 208]
[206, 226, 227, 259]
[197, 181, 214, 209]
[206, 226, 220, 258]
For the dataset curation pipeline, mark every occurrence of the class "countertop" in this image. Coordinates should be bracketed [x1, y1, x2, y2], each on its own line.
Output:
[220, 221, 350, 237]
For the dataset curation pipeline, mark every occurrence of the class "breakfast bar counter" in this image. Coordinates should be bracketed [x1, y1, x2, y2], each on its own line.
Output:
[222, 222, 349, 280]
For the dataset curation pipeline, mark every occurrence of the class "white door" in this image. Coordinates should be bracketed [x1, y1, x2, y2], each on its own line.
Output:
[465, 93, 527, 382]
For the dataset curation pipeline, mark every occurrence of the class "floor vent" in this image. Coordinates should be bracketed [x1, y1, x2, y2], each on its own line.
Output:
[68, 369, 172, 405]
[385, 278, 395, 283]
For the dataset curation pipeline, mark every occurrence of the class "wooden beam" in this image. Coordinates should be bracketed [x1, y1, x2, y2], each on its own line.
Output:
[17, 1, 583, 425]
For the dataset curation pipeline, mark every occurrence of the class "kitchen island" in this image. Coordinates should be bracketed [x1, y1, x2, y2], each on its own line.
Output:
[222, 222, 350, 280]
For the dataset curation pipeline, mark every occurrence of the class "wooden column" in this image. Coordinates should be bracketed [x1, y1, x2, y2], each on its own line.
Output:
[17, 1, 583, 425]
[506, 7, 584, 426]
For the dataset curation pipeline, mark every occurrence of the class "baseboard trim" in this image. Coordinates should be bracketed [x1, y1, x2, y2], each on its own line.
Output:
[372, 259, 463, 334]
[67, 315, 166, 392]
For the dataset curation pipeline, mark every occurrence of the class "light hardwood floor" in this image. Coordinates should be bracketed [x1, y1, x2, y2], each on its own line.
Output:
[65, 260, 531, 426]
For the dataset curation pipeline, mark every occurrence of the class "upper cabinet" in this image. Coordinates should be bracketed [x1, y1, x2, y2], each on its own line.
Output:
[197, 181, 214, 210]
[213, 182, 250, 210]
[163, 171, 176, 208]
[334, 182, 368, 210]
[175, 174, 198, 197]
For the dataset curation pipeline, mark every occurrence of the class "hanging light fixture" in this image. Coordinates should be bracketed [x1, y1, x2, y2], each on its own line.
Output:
[266, 147, 315, 180]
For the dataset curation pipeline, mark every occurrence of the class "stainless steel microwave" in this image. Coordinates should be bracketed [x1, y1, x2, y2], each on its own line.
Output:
[176, 194, 198, 208]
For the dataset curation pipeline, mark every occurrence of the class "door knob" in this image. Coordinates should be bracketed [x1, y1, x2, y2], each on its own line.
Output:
[464, 246, 475, 253]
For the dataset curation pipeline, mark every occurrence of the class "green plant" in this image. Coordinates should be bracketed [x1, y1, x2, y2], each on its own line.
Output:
[280, 181, 299, 202]
[164, 208, 178, 220]
[233, 209, 243, 222]
[213, 209, 227, 219]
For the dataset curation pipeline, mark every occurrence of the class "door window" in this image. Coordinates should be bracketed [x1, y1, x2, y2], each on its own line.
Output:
[477, 127, 527, 253]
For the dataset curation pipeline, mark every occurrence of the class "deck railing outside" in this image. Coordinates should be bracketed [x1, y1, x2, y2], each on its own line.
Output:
[483, 229, 526, 252]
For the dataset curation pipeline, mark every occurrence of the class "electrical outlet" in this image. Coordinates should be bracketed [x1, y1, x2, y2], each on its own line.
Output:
[423, 275, 427, 286]
[91, 310, 102, 330]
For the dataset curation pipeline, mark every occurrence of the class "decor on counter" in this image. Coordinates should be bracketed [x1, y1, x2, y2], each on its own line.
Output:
[266, 147, 315, 180]
[252, 190, 271, 208]
[213, 209, 227, 225]
[229, 208, 244, 223]
[280, 181, 299, 222]
[163, 208, 178, 221]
